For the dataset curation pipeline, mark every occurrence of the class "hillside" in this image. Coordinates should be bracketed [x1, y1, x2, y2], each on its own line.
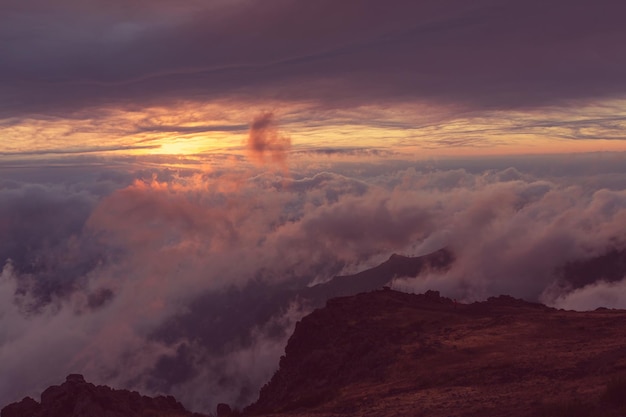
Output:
[246, 290, 626, 417]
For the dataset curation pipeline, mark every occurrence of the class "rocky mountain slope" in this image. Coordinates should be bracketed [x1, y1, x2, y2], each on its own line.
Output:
[246, 290, 626, 417]
[1, 374, 207, 417]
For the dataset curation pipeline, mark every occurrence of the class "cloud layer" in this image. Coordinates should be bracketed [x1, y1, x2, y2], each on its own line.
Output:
[2, 152, 626, 413]
[3, 0, 626, 119]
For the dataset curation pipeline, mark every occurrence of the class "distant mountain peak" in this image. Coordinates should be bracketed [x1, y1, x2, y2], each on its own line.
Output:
[302, 247, 454, 303]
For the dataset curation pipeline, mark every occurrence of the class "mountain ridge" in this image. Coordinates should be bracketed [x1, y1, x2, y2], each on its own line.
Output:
[246, 289, 626, 417]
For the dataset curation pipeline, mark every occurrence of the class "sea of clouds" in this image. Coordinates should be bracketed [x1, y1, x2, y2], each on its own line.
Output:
[2, 143, 626, 412]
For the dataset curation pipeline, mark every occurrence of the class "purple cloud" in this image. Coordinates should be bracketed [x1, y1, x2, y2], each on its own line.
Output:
[2, 0, 626, 118]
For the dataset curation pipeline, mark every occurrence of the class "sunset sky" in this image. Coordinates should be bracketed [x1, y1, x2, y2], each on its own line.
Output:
[3, 0, 626, 160]
[3, 0, 626, 414]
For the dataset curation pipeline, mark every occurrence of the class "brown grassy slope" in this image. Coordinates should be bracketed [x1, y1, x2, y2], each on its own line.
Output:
[246, 290, 626, 417]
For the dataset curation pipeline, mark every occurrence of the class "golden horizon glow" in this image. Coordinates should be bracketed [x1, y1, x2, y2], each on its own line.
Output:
[3, 99, 626, 161]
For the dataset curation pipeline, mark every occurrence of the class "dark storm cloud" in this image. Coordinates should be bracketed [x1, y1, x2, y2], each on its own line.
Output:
[2, 0, 626, 117]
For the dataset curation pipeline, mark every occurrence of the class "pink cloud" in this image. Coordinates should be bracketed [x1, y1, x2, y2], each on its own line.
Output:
[246, 112, 291, 169]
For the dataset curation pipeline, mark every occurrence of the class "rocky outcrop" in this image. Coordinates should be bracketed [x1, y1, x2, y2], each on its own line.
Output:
[0, 396, 40, 417]
[246, 289, 457, 414]
[1, 374, 206, 417]
[246, 289, 626, 417]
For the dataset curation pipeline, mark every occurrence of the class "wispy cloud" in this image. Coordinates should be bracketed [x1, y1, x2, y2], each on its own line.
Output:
[0, 144, 161, 157]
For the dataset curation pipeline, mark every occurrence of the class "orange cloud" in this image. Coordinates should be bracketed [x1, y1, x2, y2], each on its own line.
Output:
[246, 112, 291, 167]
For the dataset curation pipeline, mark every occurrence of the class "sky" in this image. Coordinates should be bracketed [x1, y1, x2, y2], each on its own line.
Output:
[3, 0, 626, 158]
[3, 0, 626, 414]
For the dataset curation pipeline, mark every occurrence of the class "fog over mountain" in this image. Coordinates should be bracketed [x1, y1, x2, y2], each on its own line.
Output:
[2, 151, 626, 413]
[3, 0, 626, 413]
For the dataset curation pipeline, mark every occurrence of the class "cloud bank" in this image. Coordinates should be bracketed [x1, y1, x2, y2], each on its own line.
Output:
[2, 0, 626, 119]
[2, 153, 626, 413]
